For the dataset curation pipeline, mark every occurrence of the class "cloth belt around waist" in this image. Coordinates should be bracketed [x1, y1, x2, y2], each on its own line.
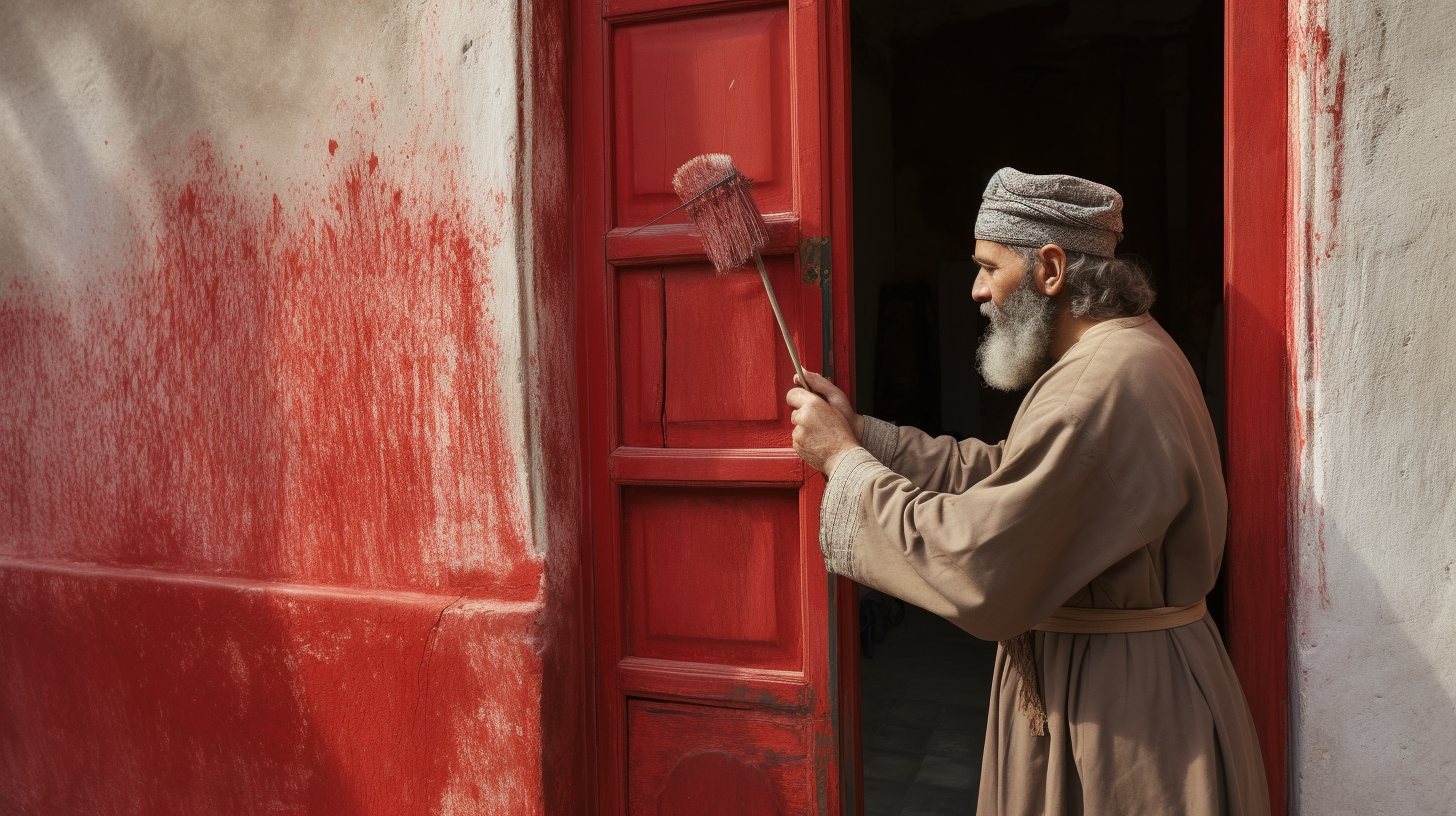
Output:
[1030, 599, 1207, 634]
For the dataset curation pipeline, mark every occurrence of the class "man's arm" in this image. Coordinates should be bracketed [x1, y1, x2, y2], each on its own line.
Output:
[817, 402, 1146, 642]
[863, 418, 1004, 494]
[795, 371, 1003, 493]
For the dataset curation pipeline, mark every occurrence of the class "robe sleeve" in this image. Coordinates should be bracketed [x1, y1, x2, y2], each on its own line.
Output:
[858, 415, 1004, 493]
[821, 399, 1148, 642]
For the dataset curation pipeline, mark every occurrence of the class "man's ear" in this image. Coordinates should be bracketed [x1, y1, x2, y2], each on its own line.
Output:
[1035, 244, 1067, 296]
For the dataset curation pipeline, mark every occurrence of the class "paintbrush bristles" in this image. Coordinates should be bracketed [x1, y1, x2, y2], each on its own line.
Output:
[672, 154, 769, 275]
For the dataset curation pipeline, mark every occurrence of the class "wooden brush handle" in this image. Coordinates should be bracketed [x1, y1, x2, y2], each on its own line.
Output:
[753, 251, 811, 393]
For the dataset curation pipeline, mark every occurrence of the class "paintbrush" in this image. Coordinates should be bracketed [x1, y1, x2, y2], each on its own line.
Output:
[671, 153, 810, 393]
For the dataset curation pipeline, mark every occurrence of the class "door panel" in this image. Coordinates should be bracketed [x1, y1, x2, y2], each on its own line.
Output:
[616, 266, 667, 448]
[661, 258, 802, 447]
[575, 0, 852, 813]
[624, 486, 802, 669]
[615, 258, 805, 450]
[628, 700, 810, 816]
[663, 268, 782, 426]
[612, 7, 794, 228]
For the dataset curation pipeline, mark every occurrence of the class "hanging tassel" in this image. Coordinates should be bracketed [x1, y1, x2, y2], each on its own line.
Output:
[1002, 632, 1047, 737]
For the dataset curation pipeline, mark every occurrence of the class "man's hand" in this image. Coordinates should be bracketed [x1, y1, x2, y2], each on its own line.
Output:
[787, 380, 859, 476]
[794, 371, 864, 441]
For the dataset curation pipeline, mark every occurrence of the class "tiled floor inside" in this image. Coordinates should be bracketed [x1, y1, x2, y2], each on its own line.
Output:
[859, 601, 999, 816]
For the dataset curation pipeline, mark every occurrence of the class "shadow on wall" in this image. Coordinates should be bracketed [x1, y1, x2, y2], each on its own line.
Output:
[1296, 514, 1456, 811]
[1, 3, 561, 813]
[0, 2, 188, 279]
[1224, 276, 1456, 811]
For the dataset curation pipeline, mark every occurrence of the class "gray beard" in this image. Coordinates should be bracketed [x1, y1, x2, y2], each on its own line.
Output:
[976, 275, 1057, 391]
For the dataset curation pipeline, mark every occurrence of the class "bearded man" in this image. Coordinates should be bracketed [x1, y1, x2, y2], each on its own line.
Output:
[786, 168, 1270, 815]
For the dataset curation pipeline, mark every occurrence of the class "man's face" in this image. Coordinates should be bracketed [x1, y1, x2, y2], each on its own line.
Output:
[972, 241, 1057, 391]
[971, 240, 1030, 308]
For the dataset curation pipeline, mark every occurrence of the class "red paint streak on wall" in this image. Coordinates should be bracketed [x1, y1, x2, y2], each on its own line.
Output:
[1322, 51, 1345, 265]
[1295, 2, 1344, 610]
[1, 9, 578, 806]
[0, 136, 535, 597]
[1, 112, 553, 810]
[1306, 10, 1347, 264]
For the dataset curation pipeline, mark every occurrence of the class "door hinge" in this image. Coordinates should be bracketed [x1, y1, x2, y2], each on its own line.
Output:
[800, 236, 833, 380]
[800, 236, 831, 286]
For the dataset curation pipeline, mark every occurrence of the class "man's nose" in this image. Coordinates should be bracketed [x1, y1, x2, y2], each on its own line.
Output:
[971, 271, 992, 303]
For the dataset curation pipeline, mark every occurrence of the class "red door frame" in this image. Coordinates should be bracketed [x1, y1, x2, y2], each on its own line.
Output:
[824, 2, 861, 813]
[1224, 1, 1292, 814]
[570, 0, 1294, 812]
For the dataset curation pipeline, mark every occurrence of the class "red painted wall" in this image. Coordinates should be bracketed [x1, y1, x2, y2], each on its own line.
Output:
[2, 136, 531, 592]
[0, 2, 582, 813]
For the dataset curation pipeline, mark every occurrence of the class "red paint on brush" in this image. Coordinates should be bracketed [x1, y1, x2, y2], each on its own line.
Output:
[670, 154, 768, 275]
[0, 136, 534, 597]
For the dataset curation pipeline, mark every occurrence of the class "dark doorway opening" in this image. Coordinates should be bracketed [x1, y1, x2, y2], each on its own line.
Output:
[847, 1, 1225, 812]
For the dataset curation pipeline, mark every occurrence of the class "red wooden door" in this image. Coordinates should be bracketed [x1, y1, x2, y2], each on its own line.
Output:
[572, 0, 857, 814]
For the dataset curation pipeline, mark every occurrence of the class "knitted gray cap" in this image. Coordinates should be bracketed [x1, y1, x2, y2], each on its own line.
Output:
[974, 168, 1124, 258]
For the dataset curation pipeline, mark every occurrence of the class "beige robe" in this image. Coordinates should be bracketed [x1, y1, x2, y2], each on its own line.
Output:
[821, 315, 1269, 816]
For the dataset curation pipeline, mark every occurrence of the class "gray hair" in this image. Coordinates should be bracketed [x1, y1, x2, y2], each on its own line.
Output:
[1009, 246, 1155, 319]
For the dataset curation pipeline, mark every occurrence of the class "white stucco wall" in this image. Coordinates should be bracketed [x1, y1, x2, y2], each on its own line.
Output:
[1292, 1, 1456, 812]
